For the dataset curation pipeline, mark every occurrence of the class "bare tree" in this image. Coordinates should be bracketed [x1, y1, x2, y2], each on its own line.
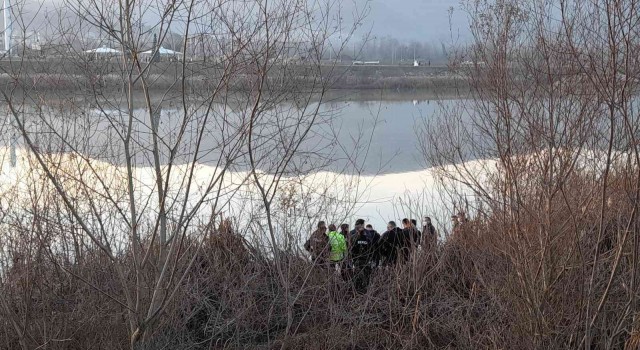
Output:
[421, 0, 640, 348]
[0, 0, 366, 348]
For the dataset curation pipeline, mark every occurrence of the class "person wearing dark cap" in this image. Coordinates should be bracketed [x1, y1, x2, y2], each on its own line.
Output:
[304, 221, 329, 266]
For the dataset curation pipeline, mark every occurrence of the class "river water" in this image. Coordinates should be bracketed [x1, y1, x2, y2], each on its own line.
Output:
[0, 90, 465, 237]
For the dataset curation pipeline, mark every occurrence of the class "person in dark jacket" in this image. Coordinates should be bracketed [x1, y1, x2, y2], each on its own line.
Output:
[348, 219, 366, 258]
[422, 217, 436, 236]
[379, 221, 404, 266]
[349, 218, 366, 239]
[410, 219, 422, 246]
[401, 218, 420, 262]
[421, 216, 438, 264]
[365, 224, 380, 241]
[422, 216, 437, 246]
[351, 225, 372, 265]
[350, 224, 373, 293]
[366, 224, 382, 267]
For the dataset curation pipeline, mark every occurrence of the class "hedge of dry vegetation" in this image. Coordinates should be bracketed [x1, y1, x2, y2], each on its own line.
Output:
[1, 168, 637, 349]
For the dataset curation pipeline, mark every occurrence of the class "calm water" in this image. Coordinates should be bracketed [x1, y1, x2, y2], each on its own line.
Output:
[1, 91, 463, 232]
[320, 95, 446, 175]
[2, 91, 456, 176]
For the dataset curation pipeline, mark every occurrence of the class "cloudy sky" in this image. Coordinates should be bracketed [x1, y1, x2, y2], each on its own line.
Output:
[347, 0, 471, 43]
[13, 0, 471, 45]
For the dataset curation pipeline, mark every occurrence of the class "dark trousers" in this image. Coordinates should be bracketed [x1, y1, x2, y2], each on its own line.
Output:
[352, 263, 372, 294]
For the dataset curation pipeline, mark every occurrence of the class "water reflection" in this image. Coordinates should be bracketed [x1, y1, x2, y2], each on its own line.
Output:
[1, 93, 455, 175]
[0, 92, 469, 235]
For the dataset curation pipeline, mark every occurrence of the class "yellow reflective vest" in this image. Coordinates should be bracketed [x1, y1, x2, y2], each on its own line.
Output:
[327, 230, 347, 262]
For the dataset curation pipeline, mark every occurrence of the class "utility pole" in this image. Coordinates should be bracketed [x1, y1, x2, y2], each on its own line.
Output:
[4, 0, 12, 55]
[10, 118, 16, 167]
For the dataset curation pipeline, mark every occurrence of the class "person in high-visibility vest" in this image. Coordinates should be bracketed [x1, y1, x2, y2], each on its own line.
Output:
[327, 224, 347, 268]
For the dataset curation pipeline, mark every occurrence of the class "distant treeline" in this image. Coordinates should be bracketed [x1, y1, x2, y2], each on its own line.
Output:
[326, 36, 449, 64]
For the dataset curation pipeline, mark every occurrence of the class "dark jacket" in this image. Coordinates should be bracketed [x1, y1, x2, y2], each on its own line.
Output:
[401, 227, 421, 262]
[368, 230, 382, 266]
[424, 223, 436, 237]
[350, 231, 372, 267]
[368, 229, 381, 244]
[422, 223, 437, 248]
[379, 227, 403, 265]
[401, 227, 421, 247]
[349, 228, 378, 241]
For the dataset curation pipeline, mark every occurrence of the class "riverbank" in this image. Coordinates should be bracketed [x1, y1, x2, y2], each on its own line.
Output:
[0, 59, 465, 92]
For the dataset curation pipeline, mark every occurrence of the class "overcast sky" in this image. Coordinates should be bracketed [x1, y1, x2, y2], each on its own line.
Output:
[15, 0, 471, 45]
[347, 0, 471, 43]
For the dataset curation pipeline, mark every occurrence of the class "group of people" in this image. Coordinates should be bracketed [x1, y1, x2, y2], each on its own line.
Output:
[303, 217, 438, 292]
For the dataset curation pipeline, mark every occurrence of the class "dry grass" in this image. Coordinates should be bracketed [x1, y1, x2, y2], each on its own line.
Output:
[2, 170, 635, 349]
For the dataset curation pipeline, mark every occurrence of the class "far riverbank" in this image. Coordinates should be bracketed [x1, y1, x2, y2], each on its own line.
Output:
[0, 59, 465, 92]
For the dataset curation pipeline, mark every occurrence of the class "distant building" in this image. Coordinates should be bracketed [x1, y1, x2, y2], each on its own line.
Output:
[140, 46, 183, 62]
